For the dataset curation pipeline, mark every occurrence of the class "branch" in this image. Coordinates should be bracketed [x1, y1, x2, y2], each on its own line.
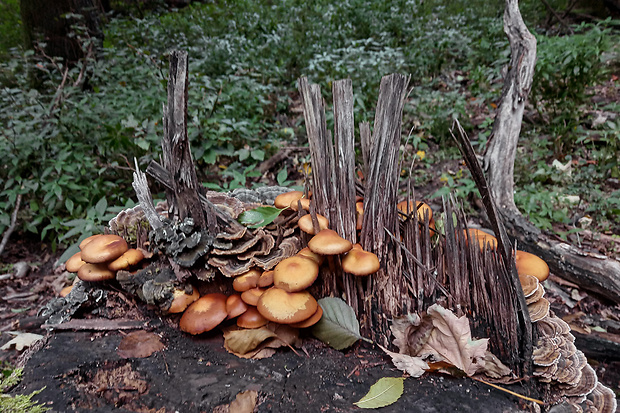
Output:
[0, 193, 23, 257]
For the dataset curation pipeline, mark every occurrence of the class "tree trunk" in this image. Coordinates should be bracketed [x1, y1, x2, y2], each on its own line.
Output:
[483, 0, 620, 304]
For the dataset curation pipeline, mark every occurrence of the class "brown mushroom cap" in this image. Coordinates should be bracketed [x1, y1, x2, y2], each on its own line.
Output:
[59, 285, 73, 297]
[77, 262, 116, 282]
[355, 201, 364, 231]
[464, 228, 497, 250]
[307, 229, 352, 255]
[289, 304, 323, 328]
[515, 250, 550, 281]
[298, 213, 329, 235]
[80, 234, 128, 264]
[297, 247, 324, 265]
[257, 287, 318, 324]
[274, 191, 303, 209]
[66, 251, 86, 273]
[273, 255, 320, 292]
[232, 268, 262, 292]
[226, 294, 249, 319]
[397, 200, 433, 221]
[289, 197, 311, 212]
[257, 270, 274, 288]
[241, 287, 267, 306]
[108, 248, 144, 271]
[179, 293, 228, 335]
[79, 234, 103, 250]
[168, 286, 200, 314]
[341, 247, 380, 276]
[237, 306, 269, 329]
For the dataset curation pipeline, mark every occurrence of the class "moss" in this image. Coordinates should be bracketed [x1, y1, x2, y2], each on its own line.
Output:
[0, 368, 50, 413]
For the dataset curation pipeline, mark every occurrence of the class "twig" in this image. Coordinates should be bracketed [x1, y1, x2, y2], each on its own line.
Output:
[0, 193, 22, 257]
[539, 0, 573, 33]
[470, 376, 544, 405]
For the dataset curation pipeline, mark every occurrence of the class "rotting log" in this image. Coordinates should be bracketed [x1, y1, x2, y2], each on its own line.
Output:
[483, 0, 620, 303]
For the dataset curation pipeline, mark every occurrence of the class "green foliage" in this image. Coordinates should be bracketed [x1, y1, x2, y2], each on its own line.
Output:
[0, 366, 50, 413]
[0, 0, 21, 57]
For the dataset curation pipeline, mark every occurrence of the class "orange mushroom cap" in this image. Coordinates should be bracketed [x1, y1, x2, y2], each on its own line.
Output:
[515, 250, 550, 282]
[289, 304, 323, 328]
[307, 229, 352, 255]
[79, 234, 103, 250]
[273, 255, 320, 292]
[108, 248, 144, 271]
[66, 251, 86, 273]
[237, 306, 269, 329]
[80, 234, 128, 264]
[168, 286, 200, 314]
[274, 191, 303, 209]
[341, 247, 380, 276]
[179, 293, 228, 335]
[289, 198, 311, 212]
[298, 213, 329, 235]
[257, 270, 274, 288]
[241, 287, 267, 306]
[397, 200, 433, 222]
[77, 262, 116, 282]
[463, 228, 497, 250]
[257, 287, 318, 324]
[232, 268, 262, 292]
[226, 294, 249, 319]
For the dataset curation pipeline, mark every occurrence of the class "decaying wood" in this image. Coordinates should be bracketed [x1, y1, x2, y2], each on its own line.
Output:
[132, 158, 163, 230]
[162, 51, 212, 231]
[42, 318, 148, 331]
[0, 193, 22, 257]
[483, 0, 620, 303]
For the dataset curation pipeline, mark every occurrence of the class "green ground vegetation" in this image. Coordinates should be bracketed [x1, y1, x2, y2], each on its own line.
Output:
[0, 0, 618, 252]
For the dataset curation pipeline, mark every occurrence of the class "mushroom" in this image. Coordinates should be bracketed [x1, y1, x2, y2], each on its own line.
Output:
[519, 274, 539, 298]
[179, 293, 228, 335]
[65, 251, 86, 273]
[241, 287, 267, 306]
[108, 248, 145, 271]
[298, 213, 329, 235]
[307, 229, 352, 255]
[289, 198, 311, 212]
[167, 286, 200, 314]
[290, 304, 323, 328]
[587, 382, 617, 413]
[237, 306, 269, 329]
[274, 191, 303, 209]
[273, 255, 319, 292]
[355, 201, 364, 231]
[341, 246, 380, 276]
[77, 262, 116, 282]
[226, 294, 249, 319]
[257, 287, 318, 324]
[397, 200, 433, 222]
[232, 268, 262, 292]
[257, 270, 274, 288]
[80, 234, 128, 264]
[79, 234, 103, 250]
[296, 247, 324, 265]
[515, 250, 549, 282]
[463, 228, 497, 250]
[59, 285, 73, 297]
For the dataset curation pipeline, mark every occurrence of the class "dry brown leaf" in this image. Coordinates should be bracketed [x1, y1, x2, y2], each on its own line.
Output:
[378, 344, 428, 378]
[222, 326, 277, 356]
[117, 330, 165, 359]
[264, 323, 300, 348]
[481, 351, 513, 379]
[391, 313, 434, 356]
[229, 390, 258, 413]
[421, 304, 488, 376]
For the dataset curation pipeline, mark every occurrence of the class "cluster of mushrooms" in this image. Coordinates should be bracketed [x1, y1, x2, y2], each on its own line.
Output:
[464, 228, 617, 412]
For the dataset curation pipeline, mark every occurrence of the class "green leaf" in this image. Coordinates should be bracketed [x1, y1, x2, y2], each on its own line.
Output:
[237, 206, 284, 228]
[251, 149, 265, 161]
[311, 297, 363, 350]
[354, 377, 404, 409]
[94, 197, 107, 217]
[276, 168, 288, 186]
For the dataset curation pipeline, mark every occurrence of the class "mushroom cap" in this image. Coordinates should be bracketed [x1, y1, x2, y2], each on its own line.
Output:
[179, 293, 228, 335]
[241, 287, 267, 306]
[298, 213, 329, 235]
[80, 234, 128, 264]
[77, 262, 116, 282]
[519, 274, 540, 297]
[274, 191, 303, 209]
[289, 197, 311, 212]
[528, 297, 550, 322]
[168, 286, 200, 314]
[79, 234, 103, 250]
[464, 228, 497, 250]
[232, 268, 262, 292]
[257, 270, 274, 288]
[257, 287, 318, 324]
[397, 200, 433, 222]
[66, 251, 86, 273]
[355, 201, 364, 231]
[341, 247, 380, 276]
[237, 306, 269, 329]
[307, 229, 352, 255]
[273, 255, 320, 292]
[515, 250, 549, 282]
[59, 285, 73, 297]
[226, 294, 249, 319]
[108, 248, 144, 271]
[297, 247, 324, 265]
[289, 304, 323, 328]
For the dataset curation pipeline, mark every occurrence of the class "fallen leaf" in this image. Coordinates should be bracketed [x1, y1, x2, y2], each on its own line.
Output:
[378, 345, 428, 378]
[354, 377, 404, 409]
[238, 206, 284, 228]
[223, 326, 277, 356]
[391, 312, 433, 356]
[229, 390, 258, 413]
[481, 351, 513, 379]
[422, 304, 488, 376]
[0, 332, 43, 351]
[117, 330, 165, 358]
[312, 297, 362, 350]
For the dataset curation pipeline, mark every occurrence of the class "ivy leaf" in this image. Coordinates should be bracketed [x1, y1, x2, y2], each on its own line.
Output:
[354, 377, 404, 409]
[237, 206, 284, 228]
[311, 297, 365, 350]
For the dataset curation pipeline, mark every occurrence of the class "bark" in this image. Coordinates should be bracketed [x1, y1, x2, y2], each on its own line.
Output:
[484, 0, 620, 304]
